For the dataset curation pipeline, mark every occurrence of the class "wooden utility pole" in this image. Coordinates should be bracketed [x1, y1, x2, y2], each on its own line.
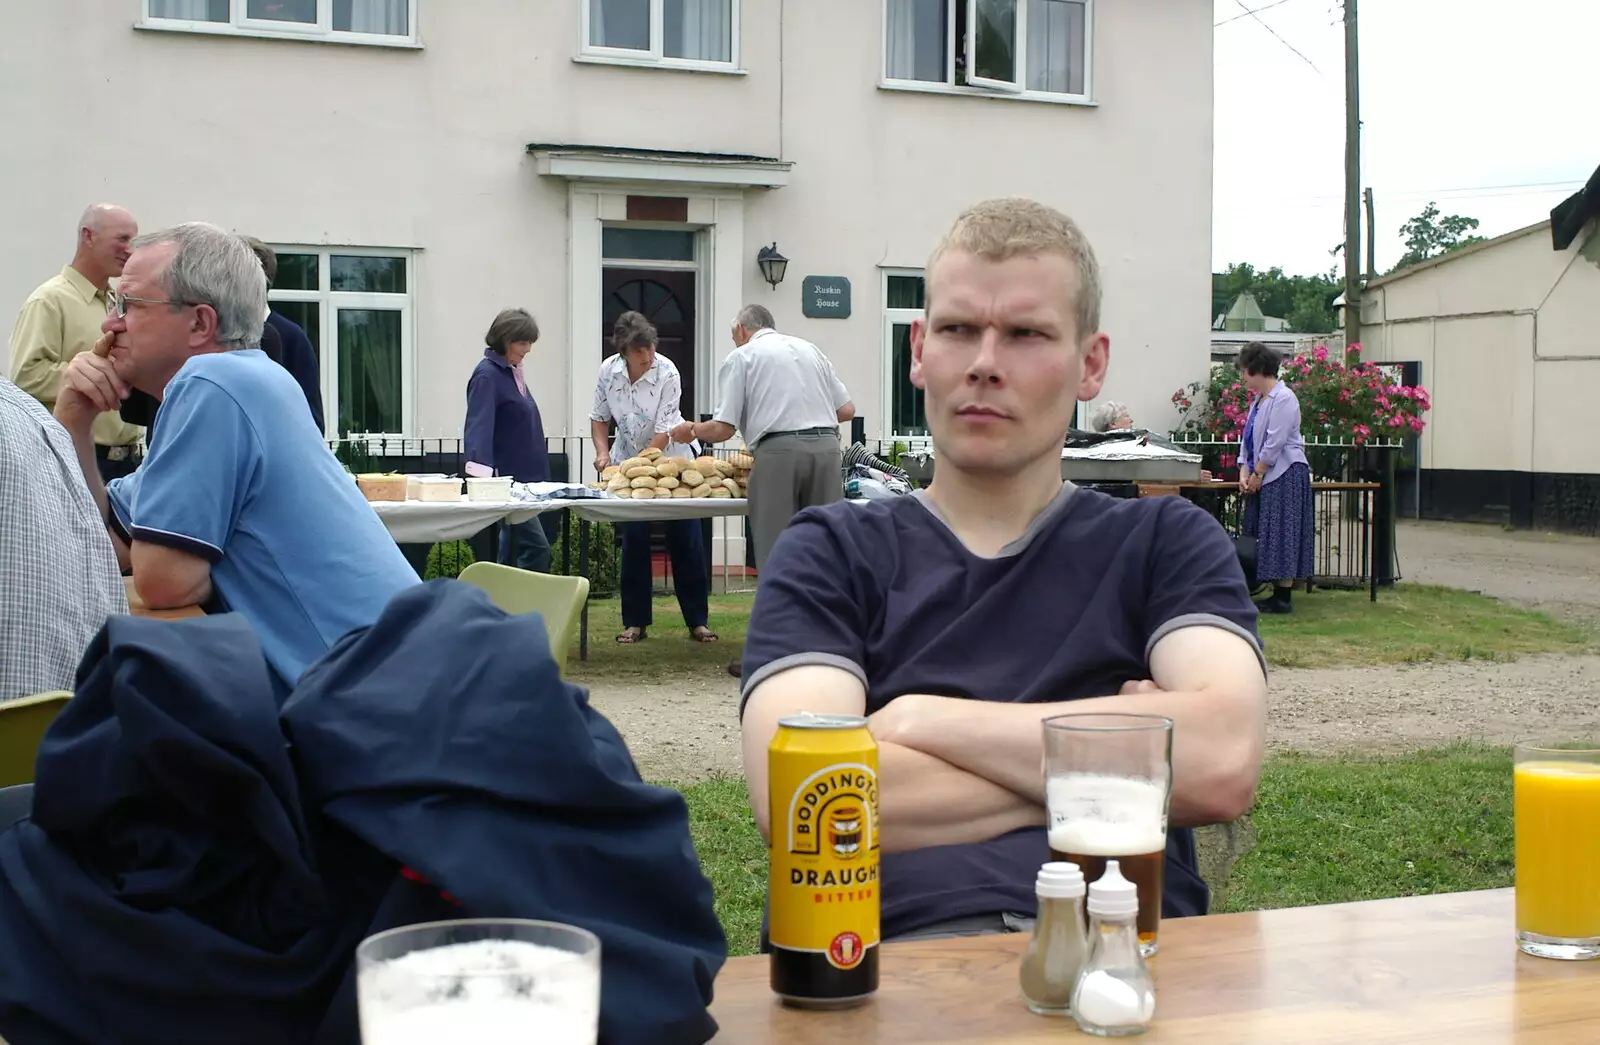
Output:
[1343, 0, 1362, 351]
[1364, 187, 1376, 279]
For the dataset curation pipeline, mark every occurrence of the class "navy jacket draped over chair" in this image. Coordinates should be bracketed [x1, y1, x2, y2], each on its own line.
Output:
[0, 582, 726, 1045]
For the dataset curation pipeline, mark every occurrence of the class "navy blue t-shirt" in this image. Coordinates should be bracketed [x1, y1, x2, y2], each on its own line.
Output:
[740, 485, 1264, 938]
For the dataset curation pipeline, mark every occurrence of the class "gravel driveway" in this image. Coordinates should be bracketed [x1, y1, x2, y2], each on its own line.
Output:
[1397, 519, 1600, 622]
[589, 520, 1600, 783]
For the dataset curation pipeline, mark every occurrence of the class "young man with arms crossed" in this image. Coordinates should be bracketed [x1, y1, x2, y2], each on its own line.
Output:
[739, 199, 1269, 939]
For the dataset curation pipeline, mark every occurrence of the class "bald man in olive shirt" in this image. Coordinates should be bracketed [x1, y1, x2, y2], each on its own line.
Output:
[9, 205, 145, 480]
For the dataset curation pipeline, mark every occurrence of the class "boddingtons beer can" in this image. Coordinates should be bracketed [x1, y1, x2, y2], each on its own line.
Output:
[768, 712, 880, 1009]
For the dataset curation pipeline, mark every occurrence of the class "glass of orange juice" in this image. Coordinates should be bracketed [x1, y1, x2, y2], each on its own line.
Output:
[1514, 742, 1600, 960]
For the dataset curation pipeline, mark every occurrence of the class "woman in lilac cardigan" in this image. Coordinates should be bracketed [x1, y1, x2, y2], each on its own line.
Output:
[1237, 342, 1314, 614]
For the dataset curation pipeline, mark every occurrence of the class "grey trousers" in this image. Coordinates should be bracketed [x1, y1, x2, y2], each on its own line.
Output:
[747, 431, 842, 572]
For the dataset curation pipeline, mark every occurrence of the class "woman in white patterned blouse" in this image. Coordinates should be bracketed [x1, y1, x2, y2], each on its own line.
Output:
[588, 312, 716, 645]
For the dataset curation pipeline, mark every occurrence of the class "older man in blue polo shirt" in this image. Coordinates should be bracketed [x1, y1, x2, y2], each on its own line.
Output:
[739, 198, 1269, 941]
[54, 222, 418, 695]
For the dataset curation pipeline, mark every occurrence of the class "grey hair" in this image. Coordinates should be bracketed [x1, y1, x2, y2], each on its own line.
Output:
[130, 222, 266, 350]
[1088, 400, 1130, 432]
[735, 304, 775, 331]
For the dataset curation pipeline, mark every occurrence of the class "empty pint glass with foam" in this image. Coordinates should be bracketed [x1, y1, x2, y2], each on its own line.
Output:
[1043, 714, 1173, 957]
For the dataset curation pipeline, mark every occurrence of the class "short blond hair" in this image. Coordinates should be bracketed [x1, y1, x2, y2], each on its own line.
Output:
[926, 197, 1102, 336]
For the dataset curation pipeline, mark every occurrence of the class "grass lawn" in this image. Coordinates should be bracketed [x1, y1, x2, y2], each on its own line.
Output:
[1260, 584, 1593, 669]
[567, 584, 1592, 685]
[676, 744, 1516, 957]
[1219, 744, 1513, 912]
[565, 594, 754, 683]
[678, 775, 769, 958]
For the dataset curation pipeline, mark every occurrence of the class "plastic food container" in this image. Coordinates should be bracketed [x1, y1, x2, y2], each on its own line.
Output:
[412, 476, 463, 502]
[466, 476, 514, 502]
[356, 473, 407, 502]
[405, 473, 445, 500]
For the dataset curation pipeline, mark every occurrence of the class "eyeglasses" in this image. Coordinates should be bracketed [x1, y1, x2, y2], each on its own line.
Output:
[106, 290, 198, 318]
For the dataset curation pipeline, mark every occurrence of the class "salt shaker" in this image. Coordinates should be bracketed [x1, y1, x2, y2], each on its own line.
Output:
[1018, 861, 1089, 1015]
[1071, 859, 1155, 1036]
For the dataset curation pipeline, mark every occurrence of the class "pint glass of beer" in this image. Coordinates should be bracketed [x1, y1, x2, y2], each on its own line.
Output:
[1043, 713, 1173, 957]
[1514, 742, 1600, 960]
[357, 919, 601, 1044]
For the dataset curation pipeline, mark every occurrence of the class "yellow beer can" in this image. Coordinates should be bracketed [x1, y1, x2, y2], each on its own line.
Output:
[768, 712, 880, 1008]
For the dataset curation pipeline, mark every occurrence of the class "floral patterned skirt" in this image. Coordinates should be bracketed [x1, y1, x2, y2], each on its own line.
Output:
[1243, 462, 1315, 583]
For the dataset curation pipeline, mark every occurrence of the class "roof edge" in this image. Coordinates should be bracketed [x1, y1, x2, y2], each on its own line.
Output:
[525, 143, 790, 167]
[1365, 219, 1552, 288]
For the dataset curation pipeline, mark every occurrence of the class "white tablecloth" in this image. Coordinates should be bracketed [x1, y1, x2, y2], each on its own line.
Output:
[370, 495, 749, 543]
[564, 497, 748, 524]
[369, 499, 560, 543]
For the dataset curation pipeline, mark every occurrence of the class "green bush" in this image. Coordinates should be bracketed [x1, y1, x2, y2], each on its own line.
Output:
[331, 435, 374, 474]
[550, 517, 620, 598]
[424, 540, 476, 580]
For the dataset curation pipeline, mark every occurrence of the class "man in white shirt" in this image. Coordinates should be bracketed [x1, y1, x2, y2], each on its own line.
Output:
[672, 304, 855, 573]
[674, 304, 856, 679]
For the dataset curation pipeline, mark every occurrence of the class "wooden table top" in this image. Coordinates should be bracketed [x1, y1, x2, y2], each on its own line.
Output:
[123, 577, 204, 621]
[709, 890, 1598, 1043]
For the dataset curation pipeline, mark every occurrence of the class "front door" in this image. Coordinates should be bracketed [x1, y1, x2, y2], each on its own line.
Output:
[601, 268, 697, 419]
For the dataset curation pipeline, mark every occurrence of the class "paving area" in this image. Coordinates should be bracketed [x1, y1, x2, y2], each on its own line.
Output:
[1396, 519, 1600, 622]
[588, 519, 1600, 784]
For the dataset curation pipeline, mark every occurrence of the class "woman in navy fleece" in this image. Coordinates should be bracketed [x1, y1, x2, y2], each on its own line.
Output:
[463, 307, 551, 573]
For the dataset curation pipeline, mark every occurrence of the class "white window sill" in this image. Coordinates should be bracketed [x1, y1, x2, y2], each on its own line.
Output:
[879, 80, 1097, 108]
[135, 20, 423, 49]
[573, 53, 745, 76]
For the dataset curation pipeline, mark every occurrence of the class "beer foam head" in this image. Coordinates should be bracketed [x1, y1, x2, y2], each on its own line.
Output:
[1046, 774, 1167, 856]
[360, 939, 598, 1035]
[363, 998, 595, 1045]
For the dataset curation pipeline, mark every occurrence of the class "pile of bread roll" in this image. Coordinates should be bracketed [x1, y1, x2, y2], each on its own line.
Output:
[597, 447, 751, 499]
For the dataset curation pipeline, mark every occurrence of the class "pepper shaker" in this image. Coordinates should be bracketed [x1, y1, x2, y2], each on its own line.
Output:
[1019, 861, 1089, 1015]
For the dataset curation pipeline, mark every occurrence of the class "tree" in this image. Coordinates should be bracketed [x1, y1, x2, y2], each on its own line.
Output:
[1392, 202, 1486, 272]
[1212, 263, 1340, 333]
[1286, 282, 1337, 335]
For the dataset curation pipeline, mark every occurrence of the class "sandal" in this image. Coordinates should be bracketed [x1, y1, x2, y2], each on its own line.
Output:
[690, 626, 719, 643]
[616, 627, 647, 644]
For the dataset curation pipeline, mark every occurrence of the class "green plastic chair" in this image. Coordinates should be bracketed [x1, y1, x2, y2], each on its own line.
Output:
[457, 562, 589, 673]
[0, 691, 71, 788]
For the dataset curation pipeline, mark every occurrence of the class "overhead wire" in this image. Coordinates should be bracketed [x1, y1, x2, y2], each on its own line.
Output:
[1229, 0, 1320, 71]
[1214, 0, 1304, 28]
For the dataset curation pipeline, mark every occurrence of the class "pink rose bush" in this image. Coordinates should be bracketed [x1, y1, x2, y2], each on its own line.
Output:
[1171, 343, 1429, 445]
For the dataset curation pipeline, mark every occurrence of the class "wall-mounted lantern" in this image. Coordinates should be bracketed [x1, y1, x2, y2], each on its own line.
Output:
[756, 243, 789, 289]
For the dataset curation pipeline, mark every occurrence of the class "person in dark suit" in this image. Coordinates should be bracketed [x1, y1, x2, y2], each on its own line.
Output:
[244, 238, 325, 435]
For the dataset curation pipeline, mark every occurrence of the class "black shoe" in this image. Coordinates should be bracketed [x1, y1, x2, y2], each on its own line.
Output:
[727, 661, 742, 679]
[1258, 595, 1292, 615]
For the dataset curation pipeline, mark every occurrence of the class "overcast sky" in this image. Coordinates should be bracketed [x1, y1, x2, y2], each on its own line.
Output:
[1213, 0, 1596, 276]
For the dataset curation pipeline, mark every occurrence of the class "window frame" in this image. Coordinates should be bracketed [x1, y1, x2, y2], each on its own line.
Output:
[267, 245, 416, 440]
[882, 268, 932, 442]
[138, 0, 422, 49]
[879, 0, 1094, 106]
[578, 0, 743, 73]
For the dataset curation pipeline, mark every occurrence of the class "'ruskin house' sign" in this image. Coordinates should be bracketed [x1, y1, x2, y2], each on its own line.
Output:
[801, 276, 851, 319]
